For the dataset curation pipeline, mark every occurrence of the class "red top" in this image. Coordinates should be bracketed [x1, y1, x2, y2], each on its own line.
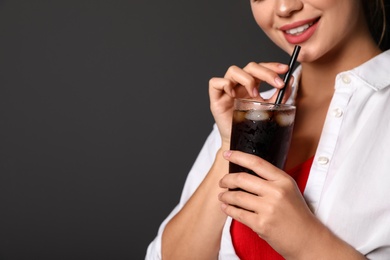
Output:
[230, 156, 314, 260]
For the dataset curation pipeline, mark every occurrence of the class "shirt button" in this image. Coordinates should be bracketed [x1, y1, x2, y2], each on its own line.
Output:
[332, 108, 343, 118]
[318, 156, 330, 165]
[342, 75, 351, 84]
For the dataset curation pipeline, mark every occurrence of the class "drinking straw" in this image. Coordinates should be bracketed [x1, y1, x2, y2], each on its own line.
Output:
[275, 45, 301, 105]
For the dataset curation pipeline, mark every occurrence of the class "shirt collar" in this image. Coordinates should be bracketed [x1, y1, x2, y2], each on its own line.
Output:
[349, 49, 390, 91]
[288, 50, 390, 104]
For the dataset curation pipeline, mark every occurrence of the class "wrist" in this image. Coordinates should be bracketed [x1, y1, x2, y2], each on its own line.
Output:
[220, 139, 230, 151]
[291, 217, 365, 260]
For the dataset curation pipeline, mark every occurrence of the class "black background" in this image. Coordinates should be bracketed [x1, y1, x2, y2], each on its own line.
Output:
[0, 1, 285, 259]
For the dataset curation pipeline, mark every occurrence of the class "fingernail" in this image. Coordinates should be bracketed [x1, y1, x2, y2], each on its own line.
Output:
[274, 77, 285, 87]
[252, 88, 259, 97]
[223, 150, 232, 158]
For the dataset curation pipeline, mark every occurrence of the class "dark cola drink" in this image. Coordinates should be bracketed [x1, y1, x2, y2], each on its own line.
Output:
[229, 99, 296, 176]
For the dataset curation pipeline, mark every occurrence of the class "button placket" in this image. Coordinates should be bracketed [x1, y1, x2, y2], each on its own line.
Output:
[304, 73, 355, 212]
[341, 74, 351, 84]
[332, 107, 343, 118]
[317, 156, 330, 165]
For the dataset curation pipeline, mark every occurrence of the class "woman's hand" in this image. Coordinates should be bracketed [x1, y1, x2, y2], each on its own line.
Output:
[218, 150, 317, 258]
[208, 62, 291, 147]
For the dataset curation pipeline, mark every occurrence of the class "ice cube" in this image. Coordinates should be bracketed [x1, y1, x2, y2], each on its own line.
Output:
[233, 110, 247, 123]
[245, 110, 270, 121]
[275, 112, 294, 126]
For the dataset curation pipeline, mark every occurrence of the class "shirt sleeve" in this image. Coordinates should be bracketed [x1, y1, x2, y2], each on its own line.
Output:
[145, 124, 221, 260]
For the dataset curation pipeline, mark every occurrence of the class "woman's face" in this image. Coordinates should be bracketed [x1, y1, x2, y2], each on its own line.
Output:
[250, 0, 367, 63]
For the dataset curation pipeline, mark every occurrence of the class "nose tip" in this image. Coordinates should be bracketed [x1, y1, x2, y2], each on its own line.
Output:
[275, 0, 303, 17]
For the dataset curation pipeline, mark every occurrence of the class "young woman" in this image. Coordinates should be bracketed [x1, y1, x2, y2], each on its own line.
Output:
[147, 0, 390, 259]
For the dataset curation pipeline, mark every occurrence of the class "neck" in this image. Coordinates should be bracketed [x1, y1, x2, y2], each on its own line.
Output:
[298, 34, 381, 101]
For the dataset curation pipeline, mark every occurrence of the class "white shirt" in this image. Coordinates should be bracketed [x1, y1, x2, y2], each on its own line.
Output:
[146, 50, 390, 259]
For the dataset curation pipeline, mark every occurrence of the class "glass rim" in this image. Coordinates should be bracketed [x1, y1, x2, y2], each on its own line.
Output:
[234, 98, 296, 110]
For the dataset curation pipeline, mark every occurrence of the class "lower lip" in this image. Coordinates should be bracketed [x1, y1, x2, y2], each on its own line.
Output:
[283, 21, 319, 44]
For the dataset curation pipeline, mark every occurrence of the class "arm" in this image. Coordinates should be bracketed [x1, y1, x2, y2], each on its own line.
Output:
[145, 60, 287, 260]
[161, 147, 229, 259]
[145, 124, 223, 260]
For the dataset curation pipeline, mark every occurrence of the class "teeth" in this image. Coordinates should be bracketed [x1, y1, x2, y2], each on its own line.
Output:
[286, 22, 313, 35]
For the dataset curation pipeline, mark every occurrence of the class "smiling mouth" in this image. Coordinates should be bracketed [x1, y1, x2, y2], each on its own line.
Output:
[284, 18, 319, 36]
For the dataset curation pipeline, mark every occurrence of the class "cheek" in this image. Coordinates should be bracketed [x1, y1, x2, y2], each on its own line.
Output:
[252, 10, 287, 52]
[251, 4, 273, 31]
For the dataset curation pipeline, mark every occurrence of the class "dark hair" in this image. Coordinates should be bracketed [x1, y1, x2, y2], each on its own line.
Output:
[363, 0, 390, 50]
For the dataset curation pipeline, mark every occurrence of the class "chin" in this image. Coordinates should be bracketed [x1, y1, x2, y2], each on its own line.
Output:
[293, 45, 326, 64]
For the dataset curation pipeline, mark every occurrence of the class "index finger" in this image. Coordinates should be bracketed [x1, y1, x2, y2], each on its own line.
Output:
[223, 150, 286, 181]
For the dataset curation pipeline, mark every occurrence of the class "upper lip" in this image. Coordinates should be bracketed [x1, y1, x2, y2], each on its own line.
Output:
[279, 17, 320, 31]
